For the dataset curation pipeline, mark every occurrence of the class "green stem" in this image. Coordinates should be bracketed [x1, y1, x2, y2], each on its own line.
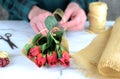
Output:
[49, 32, 62, 58]
[50, 32, 59, 44]
[56, 44, 62, 58]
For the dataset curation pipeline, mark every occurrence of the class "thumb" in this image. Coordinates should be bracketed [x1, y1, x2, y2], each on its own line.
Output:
[60, 9, 72, 24]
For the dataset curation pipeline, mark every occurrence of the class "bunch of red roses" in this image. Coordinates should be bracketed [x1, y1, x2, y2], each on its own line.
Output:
[27, 45, 69, 67]
[23, 31, 70, 67]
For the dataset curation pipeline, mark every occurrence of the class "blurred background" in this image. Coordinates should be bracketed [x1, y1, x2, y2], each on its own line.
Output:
[0, 0, 120, 20]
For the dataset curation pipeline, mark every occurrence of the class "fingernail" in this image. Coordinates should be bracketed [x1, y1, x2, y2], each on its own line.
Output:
[60, 20, 64, 24]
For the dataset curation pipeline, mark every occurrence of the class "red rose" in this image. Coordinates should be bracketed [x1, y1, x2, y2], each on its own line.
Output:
[34, 53, 46, 67]
[27, 46, 41, 59]
[47, 51, 58, 67]
[59, 51, 70, 67]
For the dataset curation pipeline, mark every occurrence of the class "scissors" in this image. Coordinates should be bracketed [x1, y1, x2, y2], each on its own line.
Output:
[0, 33, 18, 49]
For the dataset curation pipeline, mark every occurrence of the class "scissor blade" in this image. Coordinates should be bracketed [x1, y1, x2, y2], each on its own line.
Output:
[10, 42, 18, 49]
[7, 40, 18, 49]
[7, 41, 14, 49]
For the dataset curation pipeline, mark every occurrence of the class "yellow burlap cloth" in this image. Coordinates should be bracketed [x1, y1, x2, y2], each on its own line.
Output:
[71, 17, 120, 79]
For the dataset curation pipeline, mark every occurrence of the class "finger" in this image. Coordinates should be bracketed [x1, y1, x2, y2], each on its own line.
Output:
[30, 17, 39, 33]
[38, 28, 48, 35]
[62, 15, 78, 28]
[36, 20, 48, 35]
[61, 15, 83, 31]
[66, 17, 86, 31]
[41, 23, 48, 35]
[38, 15, 48, 35]
[40, 22, 48, 35]
[70, 21, 85, 31]
[30, 22, 39, 33]
[36, 16, 44, 30]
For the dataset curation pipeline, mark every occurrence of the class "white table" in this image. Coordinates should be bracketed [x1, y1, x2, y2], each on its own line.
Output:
[0, 21, 114, 79]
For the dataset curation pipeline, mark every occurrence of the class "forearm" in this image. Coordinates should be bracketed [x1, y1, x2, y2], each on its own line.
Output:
[0, 0, 37, 21]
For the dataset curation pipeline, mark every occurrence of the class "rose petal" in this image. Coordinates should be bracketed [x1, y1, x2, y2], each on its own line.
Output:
[29, 46, 41, 57]
[47, 51, 58, 67]
[59, 51, 70, 67]
[60, 58, 69, 67]
[35, 54, 46, 67]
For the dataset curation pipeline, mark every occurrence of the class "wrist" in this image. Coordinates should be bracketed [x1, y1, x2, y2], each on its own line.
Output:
[28, 5, 40, 20]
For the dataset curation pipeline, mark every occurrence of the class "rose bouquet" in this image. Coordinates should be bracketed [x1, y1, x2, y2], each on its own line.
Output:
[22, 16, 70, 67]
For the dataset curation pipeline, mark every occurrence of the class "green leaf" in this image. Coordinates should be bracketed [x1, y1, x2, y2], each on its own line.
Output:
[46, 32, 56, 52]
[37, 36, 49, 55]
[37, 37, 47, 45]
[47, 32, 54, 46]
[23, 44, 33, 56]
[48, 41, 56, 51]
[45, 16, 58, 31]
[39, 43, 48, 55]
[32, 34, 42, 45]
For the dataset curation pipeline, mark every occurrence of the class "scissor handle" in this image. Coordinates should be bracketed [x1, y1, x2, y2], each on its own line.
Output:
[5, 33, 12, 37]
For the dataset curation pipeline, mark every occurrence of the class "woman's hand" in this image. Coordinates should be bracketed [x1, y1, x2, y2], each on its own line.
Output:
[60, 2, 87, 31]
[28, 6, 52, 35]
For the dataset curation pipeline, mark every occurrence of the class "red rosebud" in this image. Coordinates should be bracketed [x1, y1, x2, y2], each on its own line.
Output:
[59, 51, 70, 67]
[0, 58, 10, 67]
[27, 46, 41, 59]
[47, 51, 58, 67]
[34, 53, 46, 67]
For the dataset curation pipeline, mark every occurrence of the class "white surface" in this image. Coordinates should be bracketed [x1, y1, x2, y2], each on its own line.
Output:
[0, 21, 114, 79]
